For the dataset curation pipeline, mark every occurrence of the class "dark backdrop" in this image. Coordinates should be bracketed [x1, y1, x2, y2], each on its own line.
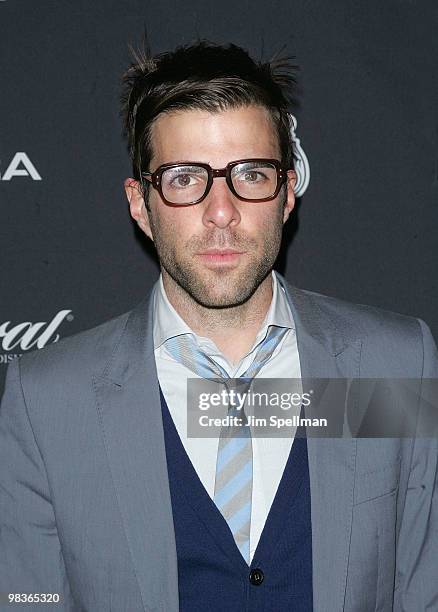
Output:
[1, 0, 437, 395]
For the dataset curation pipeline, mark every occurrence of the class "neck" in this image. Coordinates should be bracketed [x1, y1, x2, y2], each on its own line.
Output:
[161, 271, 274, 364]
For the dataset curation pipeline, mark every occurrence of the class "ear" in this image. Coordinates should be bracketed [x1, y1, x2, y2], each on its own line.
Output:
[283, 170, 297, 223]
[124, 178, 154, 241]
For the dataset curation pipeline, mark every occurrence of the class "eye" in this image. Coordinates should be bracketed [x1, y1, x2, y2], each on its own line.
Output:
[235, 168, 268, 183]
[163, 166, 207, 191]
[170, 173, 197, 188]
[242, 170, 266, 182]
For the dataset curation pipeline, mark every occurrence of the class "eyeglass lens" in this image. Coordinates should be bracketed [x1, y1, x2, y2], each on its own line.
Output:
[160, 161, 278, 204]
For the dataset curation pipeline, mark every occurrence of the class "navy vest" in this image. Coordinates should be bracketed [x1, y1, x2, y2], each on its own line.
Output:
[160, 389, 313, 611]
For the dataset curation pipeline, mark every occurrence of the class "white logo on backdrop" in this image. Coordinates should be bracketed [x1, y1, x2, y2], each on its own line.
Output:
[288, 114, 310, 198]
[0, 152, 42, 181]
[0, 310, 73, 365]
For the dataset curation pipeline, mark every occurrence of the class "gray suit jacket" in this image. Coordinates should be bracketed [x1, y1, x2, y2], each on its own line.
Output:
[1, 275, 437, 611]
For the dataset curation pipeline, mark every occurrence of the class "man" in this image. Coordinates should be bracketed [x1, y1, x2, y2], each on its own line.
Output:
[0, 41, 437, 612]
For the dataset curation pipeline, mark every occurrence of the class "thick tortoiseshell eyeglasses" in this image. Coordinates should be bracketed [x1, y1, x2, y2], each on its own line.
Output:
[141, 158, 289, 206]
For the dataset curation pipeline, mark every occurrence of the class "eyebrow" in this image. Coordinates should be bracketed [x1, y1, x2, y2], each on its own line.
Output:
[165, 165, 207, 173]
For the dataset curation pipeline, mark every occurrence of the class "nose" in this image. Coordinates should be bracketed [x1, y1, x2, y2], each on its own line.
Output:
[201, 177, 241, 229]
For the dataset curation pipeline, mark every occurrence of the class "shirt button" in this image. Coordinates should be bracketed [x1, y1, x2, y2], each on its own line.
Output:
[249, 568, 264, 586]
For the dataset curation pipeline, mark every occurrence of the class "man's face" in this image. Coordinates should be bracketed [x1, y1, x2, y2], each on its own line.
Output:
[126, 105, 296, 308]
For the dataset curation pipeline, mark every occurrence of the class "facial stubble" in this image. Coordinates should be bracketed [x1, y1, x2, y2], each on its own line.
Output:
[147, 202, 285, 309]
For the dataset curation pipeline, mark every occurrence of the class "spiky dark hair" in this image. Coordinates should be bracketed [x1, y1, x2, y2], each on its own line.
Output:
[121, 40, 299, 192]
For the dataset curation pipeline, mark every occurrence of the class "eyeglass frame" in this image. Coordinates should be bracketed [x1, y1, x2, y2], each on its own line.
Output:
[140, 158, 289, 206]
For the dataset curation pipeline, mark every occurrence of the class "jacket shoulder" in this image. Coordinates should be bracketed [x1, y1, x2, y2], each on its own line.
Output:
[294, 285, 423, 338]
[290, 285, 428, 376]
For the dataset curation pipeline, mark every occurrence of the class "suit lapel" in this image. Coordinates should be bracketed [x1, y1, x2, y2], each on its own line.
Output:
[93, 289, 179, 612]
[279, 275, 361, 612]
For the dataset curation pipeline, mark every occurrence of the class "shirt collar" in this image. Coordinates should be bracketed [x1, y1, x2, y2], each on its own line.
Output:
[153, 270, 295, 351]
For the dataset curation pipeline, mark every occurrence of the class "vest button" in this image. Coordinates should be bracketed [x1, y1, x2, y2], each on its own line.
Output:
[249, 568, 264, 586]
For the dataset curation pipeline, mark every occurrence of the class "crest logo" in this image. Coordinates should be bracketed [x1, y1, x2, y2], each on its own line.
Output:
[288, 114, 310, 198]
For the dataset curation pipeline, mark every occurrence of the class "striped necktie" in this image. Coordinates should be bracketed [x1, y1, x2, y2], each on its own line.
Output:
[165, 325, 289, 563]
